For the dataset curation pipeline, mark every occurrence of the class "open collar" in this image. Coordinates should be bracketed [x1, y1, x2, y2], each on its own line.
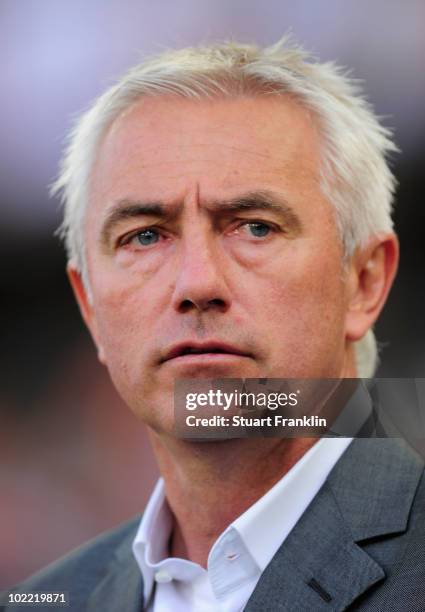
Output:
[84, 438, 423, 611]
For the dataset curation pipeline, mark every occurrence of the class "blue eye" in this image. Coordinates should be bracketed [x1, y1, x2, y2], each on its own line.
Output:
[136, 229, 160, 246]
[247, 222, 271, 238]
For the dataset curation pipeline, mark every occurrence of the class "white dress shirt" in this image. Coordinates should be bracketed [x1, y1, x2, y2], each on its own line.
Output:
[132, 438, 352, 612]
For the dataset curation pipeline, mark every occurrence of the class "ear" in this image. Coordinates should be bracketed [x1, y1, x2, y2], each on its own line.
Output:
[345, 233, 399, 342]
[67, 264, 106, 364]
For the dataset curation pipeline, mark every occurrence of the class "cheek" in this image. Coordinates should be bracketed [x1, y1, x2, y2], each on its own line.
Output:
[91, 277, 151, 371]
[90, 287, 156, 411]
[246, 248, 347, 356]
[248, 242, 344, 311]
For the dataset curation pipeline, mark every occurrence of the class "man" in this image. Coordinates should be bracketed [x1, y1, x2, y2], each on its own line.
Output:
[3, 38, 424, 611]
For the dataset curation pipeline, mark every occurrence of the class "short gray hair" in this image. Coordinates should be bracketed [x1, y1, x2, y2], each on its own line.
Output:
[51, 36, 398, 377]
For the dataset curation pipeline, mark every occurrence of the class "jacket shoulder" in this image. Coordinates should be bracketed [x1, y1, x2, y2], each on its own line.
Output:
[1, 515, 141, 611]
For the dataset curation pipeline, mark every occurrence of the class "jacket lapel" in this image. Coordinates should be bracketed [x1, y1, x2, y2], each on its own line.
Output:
[244, 438, 423, 611]
[87, 526, 144, 612]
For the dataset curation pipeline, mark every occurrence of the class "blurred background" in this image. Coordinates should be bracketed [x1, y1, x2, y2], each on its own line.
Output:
[1, 0, 424, 588]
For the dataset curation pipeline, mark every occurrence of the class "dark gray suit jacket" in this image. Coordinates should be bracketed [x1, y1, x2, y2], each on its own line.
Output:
[2, 438, 425, 611]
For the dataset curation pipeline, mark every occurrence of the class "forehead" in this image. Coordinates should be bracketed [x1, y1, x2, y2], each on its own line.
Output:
[89, 94, 324, 208]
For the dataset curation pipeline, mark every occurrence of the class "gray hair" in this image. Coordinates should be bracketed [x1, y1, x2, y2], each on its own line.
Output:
[51, 36, 398, 377]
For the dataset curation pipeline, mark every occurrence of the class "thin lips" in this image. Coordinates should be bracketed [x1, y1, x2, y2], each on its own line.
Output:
[162, 341, 251, 362]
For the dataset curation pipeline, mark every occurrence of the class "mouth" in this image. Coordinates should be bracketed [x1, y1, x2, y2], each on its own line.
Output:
[161, 341, 252, 363]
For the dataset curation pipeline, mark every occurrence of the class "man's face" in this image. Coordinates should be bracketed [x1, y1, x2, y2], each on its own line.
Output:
[79, 95, 354, 432]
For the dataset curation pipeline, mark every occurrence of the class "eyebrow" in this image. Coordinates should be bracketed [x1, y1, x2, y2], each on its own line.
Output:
[207, 191, 302, 229]
[100, 201, 165, 247]
[100, 190, 302, 246]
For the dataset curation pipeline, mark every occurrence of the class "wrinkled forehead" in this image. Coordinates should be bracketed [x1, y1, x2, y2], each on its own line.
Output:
[87, 94, 327, 226]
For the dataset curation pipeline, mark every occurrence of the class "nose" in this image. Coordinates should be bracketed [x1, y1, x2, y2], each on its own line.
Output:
[171, 232, 231, 314]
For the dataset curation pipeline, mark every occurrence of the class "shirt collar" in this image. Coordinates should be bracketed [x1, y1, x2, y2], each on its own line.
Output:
[133, 438, 352, 604]
[132, 478, 170, 604]
[231, 437, 352, 570]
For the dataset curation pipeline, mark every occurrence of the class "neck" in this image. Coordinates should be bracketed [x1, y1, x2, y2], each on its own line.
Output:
[149, 353, 357, 567]
[149, 432, 317, 567]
